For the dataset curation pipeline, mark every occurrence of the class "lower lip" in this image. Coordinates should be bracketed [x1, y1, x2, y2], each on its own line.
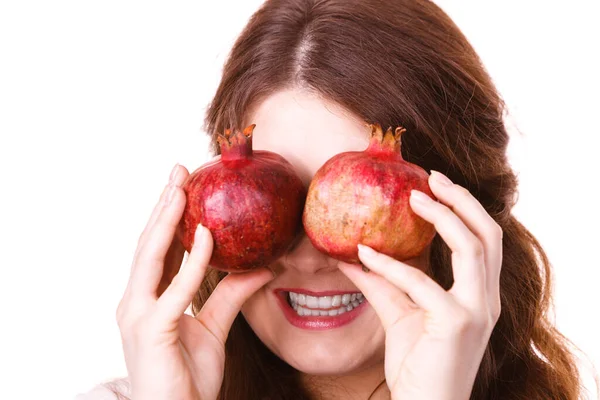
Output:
[275, 292, 368, 330]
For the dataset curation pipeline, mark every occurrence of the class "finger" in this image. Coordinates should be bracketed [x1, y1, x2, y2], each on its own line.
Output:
[156, 236, 186, 298]
[337, 260, 419, 332]
[133, 164, 189, 262]
[195, 267, 275, 347]
[156, 224, 213, 318]
[428, 170, 503, 302]
[356, 245, 457, 315]
[409, 188, 486, 304]
[130, 183, 187, 297]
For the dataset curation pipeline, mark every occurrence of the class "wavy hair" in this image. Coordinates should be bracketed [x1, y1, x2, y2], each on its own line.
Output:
[110, 0, 593, 398]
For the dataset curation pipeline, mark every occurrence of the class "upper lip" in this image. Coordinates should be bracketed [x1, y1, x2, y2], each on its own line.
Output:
[275, 288, 361, 296]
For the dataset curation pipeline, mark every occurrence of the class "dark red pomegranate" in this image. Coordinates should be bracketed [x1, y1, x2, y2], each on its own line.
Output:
[178, 124, 306, 272]
[302, 123, 436, 264]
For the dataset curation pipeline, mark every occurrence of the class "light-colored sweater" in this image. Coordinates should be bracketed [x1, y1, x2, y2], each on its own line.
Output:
[74, 378, 130, 400]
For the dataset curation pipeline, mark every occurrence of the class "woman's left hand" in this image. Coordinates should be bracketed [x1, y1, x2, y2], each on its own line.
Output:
[339, 170, 503, 400]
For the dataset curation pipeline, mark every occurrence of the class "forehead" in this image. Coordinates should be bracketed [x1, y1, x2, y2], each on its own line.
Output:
[247, 88, 369, 184]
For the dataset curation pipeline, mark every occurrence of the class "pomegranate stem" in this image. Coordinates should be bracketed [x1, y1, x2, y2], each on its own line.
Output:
[367, 123, 405, 155]
[217, 124, 256, 161]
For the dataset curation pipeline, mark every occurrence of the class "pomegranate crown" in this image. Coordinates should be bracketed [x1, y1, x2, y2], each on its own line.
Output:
[217, 124, 256, 160]
[366, 123, 406, 155]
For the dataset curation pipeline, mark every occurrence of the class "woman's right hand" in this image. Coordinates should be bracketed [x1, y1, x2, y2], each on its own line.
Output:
[116, 164, 275, 400]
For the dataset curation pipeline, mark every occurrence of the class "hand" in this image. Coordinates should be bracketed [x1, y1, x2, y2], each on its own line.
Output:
[338, 170, 502, 400]
[116, 164, 275, 400]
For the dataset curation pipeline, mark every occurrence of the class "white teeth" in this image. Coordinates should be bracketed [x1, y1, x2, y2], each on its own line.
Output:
[342, 294, 351, 305]
[331, 295, 341, 307]
[306, 295, 319, 308]
[297, 294, 306, 306]
[318, 296, 331, 308]
[287, 291, 365, 317]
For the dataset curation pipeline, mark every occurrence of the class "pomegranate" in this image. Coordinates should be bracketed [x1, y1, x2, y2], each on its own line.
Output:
[302, 123, 436, 264]
[178, 124, 306, 272]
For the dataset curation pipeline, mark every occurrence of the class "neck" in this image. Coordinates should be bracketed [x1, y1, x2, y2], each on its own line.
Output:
[300, 361, 390, 399]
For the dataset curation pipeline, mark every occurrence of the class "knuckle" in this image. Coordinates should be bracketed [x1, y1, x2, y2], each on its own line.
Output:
[116, 298, 153, 337]
[404, 266, 427, 285]
[116, 313, 136, 336]
[491, 223, 504, 240]
[465, 239, 485, 259]
[136, 230, 146, 248]
[117, 316, 134, 336]
[489, 307, 501, 325]
[391, 294, 419, 316]
[454, 185, 473, 201]
[489, 298, 502, 323]
[115, 297, 134, 328]
[438, 207, 457, 226]
[136, 242, 163, 267]
[116, 301, 126, 324]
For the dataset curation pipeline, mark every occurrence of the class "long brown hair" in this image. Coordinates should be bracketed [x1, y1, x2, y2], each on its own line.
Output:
[111, 0, 591, 398]
[199, 0, 589, 398]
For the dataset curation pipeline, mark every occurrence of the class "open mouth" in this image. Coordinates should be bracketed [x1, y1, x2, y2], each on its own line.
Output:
[283, 290, 365, 317]
[274, 289, 368, 330]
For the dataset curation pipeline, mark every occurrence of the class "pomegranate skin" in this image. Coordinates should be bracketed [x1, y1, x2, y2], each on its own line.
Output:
[179, 125, 306, 272]
[302, 123, 436, 264]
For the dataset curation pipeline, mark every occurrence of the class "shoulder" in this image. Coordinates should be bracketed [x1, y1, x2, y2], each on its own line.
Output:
[74, 377, 131, 400]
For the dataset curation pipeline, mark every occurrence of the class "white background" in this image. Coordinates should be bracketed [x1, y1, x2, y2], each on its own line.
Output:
[1, 1, 599, 399]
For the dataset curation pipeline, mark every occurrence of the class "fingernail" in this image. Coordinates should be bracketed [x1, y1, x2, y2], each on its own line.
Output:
[357, 244, 376, 257]
[410, 189, 433, 204]
[430, 170, 453, 186]
[195, 224, 206, 241]
[169, 163, 180, 184]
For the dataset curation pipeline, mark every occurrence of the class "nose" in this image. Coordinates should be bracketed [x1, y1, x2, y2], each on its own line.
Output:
[282, 233, 338, 274]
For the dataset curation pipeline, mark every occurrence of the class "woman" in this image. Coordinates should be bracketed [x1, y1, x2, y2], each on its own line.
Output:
[80, 0, 586, 398]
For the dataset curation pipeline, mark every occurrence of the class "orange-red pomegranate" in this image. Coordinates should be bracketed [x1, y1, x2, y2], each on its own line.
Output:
[178, 124, 306, 272]
[302, 123, 436, 264]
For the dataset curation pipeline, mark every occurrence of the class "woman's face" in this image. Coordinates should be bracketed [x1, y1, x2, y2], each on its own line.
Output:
[240, 88, 428, 377]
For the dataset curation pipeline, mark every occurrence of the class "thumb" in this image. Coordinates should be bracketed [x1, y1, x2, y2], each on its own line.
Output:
[194, 267, 275, 346]
[156, 224, 214, 321]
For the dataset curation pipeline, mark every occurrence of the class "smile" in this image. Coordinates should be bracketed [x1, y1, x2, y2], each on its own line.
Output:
[274, 289, 369, 330]
[288, 291, 365, 316]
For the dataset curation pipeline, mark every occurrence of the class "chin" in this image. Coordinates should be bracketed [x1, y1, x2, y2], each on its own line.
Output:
[281, 341, 385, 375]
[240, 281, 386, 375]
[242, 308, 385, 376]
